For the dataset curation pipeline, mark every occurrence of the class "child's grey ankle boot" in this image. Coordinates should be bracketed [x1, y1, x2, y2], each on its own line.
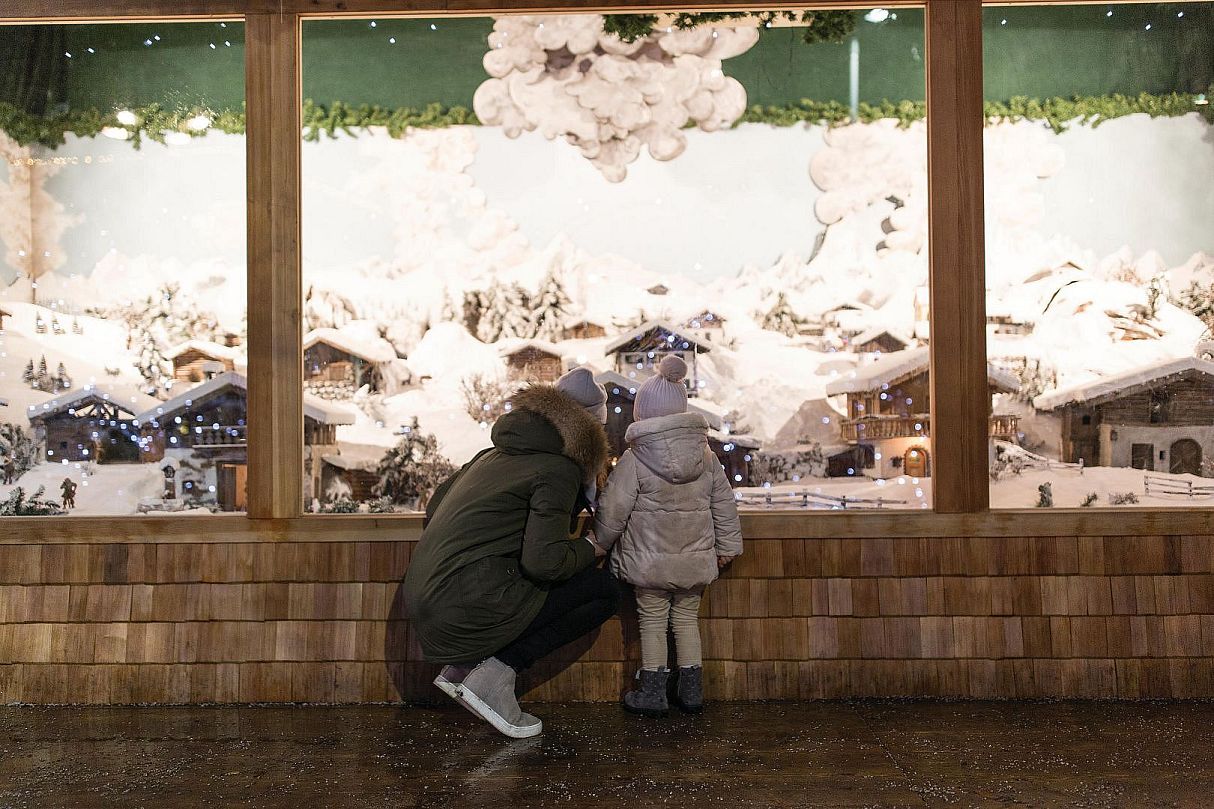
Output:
[675, 665, 704, 714]
[623, 668, 669, 717]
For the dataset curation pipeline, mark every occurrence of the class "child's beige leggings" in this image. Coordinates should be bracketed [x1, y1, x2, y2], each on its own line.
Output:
[635, 588, 703, 670]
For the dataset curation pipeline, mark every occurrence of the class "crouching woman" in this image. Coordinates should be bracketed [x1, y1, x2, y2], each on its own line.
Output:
[403, 382, 615, 738]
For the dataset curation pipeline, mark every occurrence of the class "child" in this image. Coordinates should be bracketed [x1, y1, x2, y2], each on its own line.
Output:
[593, 355, 742, 715]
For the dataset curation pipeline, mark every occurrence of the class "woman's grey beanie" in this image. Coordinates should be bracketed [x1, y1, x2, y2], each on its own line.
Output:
[555, 366, 608, 424]
[633, 355, 689, 421]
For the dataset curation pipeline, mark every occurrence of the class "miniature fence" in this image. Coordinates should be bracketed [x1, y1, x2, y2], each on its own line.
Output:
[1144, 474, 1214, 499]
[993, 443, 1084, 476]
[735, 490, 907, 510]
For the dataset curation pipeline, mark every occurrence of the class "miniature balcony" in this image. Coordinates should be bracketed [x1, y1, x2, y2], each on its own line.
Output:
[841, 414, 1020, 442]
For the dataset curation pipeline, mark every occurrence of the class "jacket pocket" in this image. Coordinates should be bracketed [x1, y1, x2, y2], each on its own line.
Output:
[458, 556, 524, 625]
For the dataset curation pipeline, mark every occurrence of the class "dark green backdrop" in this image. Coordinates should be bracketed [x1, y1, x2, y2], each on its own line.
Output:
[2, 4, 1210, 114]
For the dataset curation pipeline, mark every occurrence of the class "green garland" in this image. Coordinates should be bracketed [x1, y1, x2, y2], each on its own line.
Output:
[1, 91, 1209, 149]
[603, 10, 857, 45]
[739, 91, 1213, 132]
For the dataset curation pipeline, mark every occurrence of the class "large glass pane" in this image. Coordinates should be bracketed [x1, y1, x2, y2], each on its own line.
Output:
[0, 23, 248, 515]
[301, 8, 932, 512]
[984, 3, 1214, 507]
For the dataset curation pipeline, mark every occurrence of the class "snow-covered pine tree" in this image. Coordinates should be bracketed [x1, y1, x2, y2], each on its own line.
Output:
[54, 362, 71, 393]
[35, 355, 50, 391]
[22, 359, 34, 387]
[0, 423, 39, 477]
[476, 283, 507, 343]
[372, 418, 457, 509]
[760, 292, 802, 337]
[500, 284, 535, 340]
[1173, 279, 1214, 330]
[462, 288, 488, 336]
[529, 272, 573, 341]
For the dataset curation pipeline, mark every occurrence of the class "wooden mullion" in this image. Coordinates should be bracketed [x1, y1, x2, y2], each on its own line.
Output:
[245, 11, 303, 520]
[925, 0, 988, 514]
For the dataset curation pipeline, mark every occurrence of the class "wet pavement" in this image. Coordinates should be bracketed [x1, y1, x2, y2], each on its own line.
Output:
[2, 701, 1213, 807]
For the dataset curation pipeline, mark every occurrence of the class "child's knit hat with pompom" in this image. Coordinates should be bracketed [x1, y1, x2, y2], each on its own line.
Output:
[633, 355, 689, 420]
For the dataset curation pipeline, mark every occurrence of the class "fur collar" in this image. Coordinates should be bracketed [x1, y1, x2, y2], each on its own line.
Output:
[510, 385, 610, 482]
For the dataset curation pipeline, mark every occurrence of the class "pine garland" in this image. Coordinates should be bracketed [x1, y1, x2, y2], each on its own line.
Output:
[603, 10, 857, 44]
[0, 91, 1208, 149]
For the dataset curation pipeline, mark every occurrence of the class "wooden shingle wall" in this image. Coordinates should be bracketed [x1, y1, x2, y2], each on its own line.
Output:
[1, 533, 1213, 703]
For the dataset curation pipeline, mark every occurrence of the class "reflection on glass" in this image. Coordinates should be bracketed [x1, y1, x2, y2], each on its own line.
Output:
[0, 22, 247, 515]
[301, 9, 932, 513]
[984, 3, 1214, 507]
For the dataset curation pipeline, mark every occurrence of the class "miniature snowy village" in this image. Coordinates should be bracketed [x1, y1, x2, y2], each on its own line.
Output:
[1, 10, 1212, 515]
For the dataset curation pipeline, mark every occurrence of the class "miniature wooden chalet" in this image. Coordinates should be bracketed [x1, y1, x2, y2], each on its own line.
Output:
[135, 372, 354, 511]
[499, 339, 565, 383]
[603, 320, 711, 395]
[646, 283, 670, 296]
[166, 340, 242, 385]
[1033, 357, 1214, 475]
[561, 317, 608, 341]
[824, 347, 1020, 479]
[26, 386, 159, 463]
[684, 309, 726, 339]
[303, 327, 397, 398]
[595, 370, 759, 486]
[849, 327, 913, 355]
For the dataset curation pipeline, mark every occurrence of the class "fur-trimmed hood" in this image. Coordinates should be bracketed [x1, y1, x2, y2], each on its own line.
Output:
[493, 385, 610, 482]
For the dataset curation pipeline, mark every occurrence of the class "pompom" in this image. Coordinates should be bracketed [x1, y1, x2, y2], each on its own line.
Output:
[657, 354, 688, 383]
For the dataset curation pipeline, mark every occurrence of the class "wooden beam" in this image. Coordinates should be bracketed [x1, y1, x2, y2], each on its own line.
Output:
[925, 0, 988, 514]
[283, 1, 922, 17]
[245, 11, 304, 519]
[4, 508, 1214, 543]
[0, 1, 270, 22]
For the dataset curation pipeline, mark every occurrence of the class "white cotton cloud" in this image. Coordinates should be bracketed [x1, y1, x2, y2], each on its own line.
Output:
[473, 14, 757, 182]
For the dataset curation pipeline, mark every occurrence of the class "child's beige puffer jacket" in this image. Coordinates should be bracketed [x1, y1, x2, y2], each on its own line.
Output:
[594, 412, 743, 591]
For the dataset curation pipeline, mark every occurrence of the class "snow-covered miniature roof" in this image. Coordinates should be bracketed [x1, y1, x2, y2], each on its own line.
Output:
[165, 340, 243, 362]
[594, 370, 723, 430]
[321, 442, 384, 472]
[824, 347, 1020, 395]
[709, 430, 761, 450]
[496, 338, 564, 359]
[850, 326, 913, 348]
[1034, 357, 1214, 411]
[685, 310, 725, 328]
[602, 320, 713, 355]
[303, 327, 397, 364]
[27, 385, 160, 423]
[135, 371, 355, 425]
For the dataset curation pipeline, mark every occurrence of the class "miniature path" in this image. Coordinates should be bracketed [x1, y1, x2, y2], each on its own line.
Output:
[3, 701, 1213, 807]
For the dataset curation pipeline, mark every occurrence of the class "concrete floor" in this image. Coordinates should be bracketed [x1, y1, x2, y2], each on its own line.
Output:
[2, 701, 1213, 808]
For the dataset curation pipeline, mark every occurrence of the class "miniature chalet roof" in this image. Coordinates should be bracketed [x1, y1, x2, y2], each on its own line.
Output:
[685, 310, 725, 328]
[1033, 357, 1214, 411]
[27, 385, 159, 423]
[824, 347, 1019, 396]
[850, 326, 913, 348]
[165, 340, 244, 362]
[303, 327, 397, 364]
[497, 338, 564, 359]
[603, 320, 713, 355]
[134, 371, 355, 425]
[321, 442, 384, 472]
[594, 370, 723, 430]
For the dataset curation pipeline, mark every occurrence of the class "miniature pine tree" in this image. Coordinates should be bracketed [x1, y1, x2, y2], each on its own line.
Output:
[760, 293, 801, 338]
[373, 418, 457, 508]
[500, 284, 535, 340]
[530, 272, 573, 341]
[475, 284, 507, 343]
[22, 359, 35, 387]
[55, 362, 71, 392]
[35, 355, 50, 391]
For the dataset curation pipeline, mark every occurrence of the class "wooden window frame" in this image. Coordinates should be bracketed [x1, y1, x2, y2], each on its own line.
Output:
[1, 0, 1210, 541]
